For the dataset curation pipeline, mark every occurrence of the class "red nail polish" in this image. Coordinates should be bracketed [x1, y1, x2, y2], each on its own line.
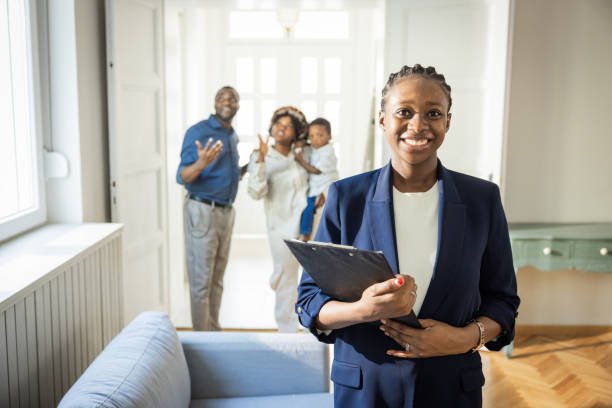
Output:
[396, 276, 404, 286]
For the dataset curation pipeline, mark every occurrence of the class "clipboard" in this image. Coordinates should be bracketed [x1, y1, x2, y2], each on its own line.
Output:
[285, 239, 422, 329]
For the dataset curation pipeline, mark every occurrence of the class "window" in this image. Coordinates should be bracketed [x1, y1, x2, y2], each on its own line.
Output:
[229, 10, 349, 40]
[294, 12, 349, 39]
[229, 11, 284, 39]
[227, 10, 351, 172]
[0, 0, 45, 242]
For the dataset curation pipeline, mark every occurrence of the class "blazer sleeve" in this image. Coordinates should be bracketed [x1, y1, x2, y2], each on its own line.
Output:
[296, 183, 342, 343]
[478, 185, 520, 350]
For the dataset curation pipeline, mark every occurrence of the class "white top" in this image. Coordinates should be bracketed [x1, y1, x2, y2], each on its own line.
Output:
[393, 182, 439, 316]
[307, 144, 339, 197]
[247, 147, 309, 236]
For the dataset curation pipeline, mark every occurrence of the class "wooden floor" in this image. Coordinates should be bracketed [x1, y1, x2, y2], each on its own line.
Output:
[482, 328, 612, 408]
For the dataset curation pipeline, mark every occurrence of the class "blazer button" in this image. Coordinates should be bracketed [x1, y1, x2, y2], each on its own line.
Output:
[297, 306, 302, 313]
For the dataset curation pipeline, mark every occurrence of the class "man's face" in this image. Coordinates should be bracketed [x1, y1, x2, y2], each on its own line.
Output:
[214, 88, 240, 123]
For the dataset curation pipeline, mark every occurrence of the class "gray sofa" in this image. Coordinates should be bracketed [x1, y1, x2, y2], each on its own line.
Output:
[58, 311, 332, 407]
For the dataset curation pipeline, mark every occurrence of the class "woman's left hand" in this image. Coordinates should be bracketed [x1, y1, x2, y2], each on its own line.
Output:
[380, 318, 477, 358]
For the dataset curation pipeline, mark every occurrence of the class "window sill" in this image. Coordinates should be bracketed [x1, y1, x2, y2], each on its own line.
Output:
[0, 223, 123, 307]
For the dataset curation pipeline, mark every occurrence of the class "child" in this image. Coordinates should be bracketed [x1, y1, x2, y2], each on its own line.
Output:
[294, 117, 339, 241]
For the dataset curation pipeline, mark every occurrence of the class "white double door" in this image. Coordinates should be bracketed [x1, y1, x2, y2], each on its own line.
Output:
[225, 42, 357, 232]
[225, 43, 356, 172]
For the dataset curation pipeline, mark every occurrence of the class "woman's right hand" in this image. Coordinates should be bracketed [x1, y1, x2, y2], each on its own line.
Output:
[257, 134, 269, 162]
[357, 275, 417, 322]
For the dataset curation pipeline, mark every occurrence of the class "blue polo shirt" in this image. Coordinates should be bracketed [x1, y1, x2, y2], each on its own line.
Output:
[176, 115, 240, 205]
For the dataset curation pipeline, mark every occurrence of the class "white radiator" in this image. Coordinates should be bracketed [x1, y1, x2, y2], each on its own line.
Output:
[0, 224, 124, 408]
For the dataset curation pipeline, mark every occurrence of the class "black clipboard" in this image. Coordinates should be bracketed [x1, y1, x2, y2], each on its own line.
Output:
[285, 239, 422, 329]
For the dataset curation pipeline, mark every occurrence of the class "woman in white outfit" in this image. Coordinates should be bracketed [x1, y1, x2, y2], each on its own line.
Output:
[247, 106, 309, 332]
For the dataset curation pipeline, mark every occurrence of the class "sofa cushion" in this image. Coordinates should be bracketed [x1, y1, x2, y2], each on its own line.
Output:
[180, 332, 330, 399]
[190, 392, 333, 408]
[58, 312, 190, 408]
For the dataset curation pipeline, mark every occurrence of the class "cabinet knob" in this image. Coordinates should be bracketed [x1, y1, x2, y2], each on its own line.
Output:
[542, 247, 552, 256]
[601, 248, 609, 256]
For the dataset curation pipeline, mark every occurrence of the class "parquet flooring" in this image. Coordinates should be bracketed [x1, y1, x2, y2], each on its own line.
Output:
[482, 329, 612, 408]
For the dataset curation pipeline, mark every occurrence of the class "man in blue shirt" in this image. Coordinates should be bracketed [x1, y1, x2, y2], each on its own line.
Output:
[177, 86, 241, 331]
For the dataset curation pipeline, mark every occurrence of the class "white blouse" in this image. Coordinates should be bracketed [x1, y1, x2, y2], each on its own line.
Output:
[247, 147, 309, 236]
[393, 182, 439, 316]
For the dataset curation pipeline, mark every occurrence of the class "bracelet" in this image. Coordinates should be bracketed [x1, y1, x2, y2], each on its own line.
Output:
[471, 319, 486, 352]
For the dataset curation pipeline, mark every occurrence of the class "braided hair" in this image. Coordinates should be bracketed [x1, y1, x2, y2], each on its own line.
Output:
[380, 64, 452, 112]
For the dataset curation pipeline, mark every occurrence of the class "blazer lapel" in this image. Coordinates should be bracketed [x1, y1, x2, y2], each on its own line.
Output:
[418, 164, 466, 318]
[367, 163, 399, 275]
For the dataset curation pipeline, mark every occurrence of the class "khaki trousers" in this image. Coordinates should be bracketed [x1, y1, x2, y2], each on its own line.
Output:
[184, 198, 235, 331]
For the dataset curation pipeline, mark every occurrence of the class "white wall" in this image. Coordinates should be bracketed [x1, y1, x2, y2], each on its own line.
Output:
[383, 0, 511, 183]
[504, 0, 612, 326]
[503, 0, 612, 222]
[45, 0, 83, 222]
[517, 267, 612, 325]
[75, 1, 110, 222]
[44, 0, 109, 223]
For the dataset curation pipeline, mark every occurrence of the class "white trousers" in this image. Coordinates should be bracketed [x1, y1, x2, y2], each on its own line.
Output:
[267, 228, 300, 332]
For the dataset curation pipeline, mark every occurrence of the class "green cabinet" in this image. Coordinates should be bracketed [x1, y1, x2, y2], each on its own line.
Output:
[504, 223, 612, 357]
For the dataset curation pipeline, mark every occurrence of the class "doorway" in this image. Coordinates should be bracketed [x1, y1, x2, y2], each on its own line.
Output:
[164, 3, 384, 328]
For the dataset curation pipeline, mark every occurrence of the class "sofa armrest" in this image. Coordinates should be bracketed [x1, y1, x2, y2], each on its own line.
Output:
[179, 332, 330, 399]
[58, 312, 190, 408]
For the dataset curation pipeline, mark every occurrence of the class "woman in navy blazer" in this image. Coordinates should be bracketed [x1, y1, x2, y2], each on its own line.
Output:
[296, 64, 520, 407]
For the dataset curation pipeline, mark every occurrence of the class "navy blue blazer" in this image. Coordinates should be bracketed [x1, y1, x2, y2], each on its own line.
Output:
[296, 162, 520, 407]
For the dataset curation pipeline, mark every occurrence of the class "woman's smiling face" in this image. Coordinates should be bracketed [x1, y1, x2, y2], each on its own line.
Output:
[271, 115, 296, 146]
[379, 76, 451, 171]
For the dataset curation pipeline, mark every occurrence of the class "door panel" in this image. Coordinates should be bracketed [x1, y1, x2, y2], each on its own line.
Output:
[106, 0, 168, 323]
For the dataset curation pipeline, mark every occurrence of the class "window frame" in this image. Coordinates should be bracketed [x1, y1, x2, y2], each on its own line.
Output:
[0, 0, 47, 243]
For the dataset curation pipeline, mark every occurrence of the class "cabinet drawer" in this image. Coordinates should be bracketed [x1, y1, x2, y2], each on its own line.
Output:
[513, 239, 571, 270]
[522, 239, 570, 260]
[574, 240, 612, 260]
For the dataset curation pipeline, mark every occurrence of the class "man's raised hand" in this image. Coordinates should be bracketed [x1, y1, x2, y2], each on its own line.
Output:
[195, 138, 223, 168]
